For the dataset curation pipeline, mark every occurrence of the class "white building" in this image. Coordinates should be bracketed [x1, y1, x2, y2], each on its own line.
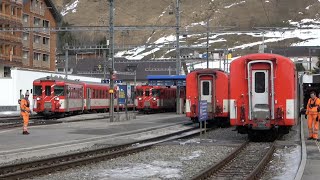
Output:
[0, 68, 101, 111]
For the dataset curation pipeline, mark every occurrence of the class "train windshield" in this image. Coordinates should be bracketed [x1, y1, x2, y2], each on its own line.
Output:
[145, 90, 150, 96]
[33, 86, 42, 96]
[137, 90, 143, 96]
[54, 86, 65, 96]
[152, 89, 161, 97]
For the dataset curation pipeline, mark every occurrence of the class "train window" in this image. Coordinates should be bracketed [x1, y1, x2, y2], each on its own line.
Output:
[100, 90, 103, 99]
[54, 86, 64, 96]
[255, 72, 265, 93]
[33, 86, 42, 96]
[145, 90, 150, 96]
[45, 86, 51, 96]
[152, 89, 161, 97]
[202, 81, 210, 95]
[137, 90, 143, 96]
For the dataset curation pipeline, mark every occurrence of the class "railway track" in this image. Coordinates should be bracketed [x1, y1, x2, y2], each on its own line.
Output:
[0, 116, 59, 130]
[0, 126, 203, 179]
[192, 141, 275, 180]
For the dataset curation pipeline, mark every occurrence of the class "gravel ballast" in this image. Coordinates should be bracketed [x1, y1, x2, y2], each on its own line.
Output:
[29, 142, 235, 180]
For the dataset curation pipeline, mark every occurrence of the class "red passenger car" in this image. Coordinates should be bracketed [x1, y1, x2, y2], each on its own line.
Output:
[135, 85, 176, 113]
[83, 82, 110, 112]
[185, 69, 229, 125]
[229, 53, 298, 140]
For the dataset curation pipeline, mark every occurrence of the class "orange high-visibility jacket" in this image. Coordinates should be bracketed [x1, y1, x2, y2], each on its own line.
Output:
[20, 99, 30, 113]
[306, 98, 320, 115]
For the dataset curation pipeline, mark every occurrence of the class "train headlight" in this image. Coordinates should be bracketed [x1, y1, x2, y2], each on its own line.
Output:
[36, 97, 40, 101]
[138, 97, 142, 100]
[153, 97, 156, 101]
[55, 97, 60, 101]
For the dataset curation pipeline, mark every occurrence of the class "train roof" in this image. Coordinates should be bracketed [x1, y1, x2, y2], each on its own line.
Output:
[33, 76, 109, 86]
[231, 53, 293, 65]
[189, 68, 228, 75]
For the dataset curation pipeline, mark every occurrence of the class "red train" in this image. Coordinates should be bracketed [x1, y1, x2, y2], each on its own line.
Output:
[33, 76, 117, 117]
[135, 85, 177, 113]
[229, 53, 298, 140]
[185, 69, 229, 125]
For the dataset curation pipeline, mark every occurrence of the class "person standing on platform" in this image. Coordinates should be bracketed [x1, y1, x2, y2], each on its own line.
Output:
[20, 91, 31, 135]
[306, 91, 320, 140]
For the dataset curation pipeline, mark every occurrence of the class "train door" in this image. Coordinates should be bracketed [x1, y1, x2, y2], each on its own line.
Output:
[65, 85, 69, 112]
[251, 70, 270, 120]
[200, 80, 212, 113]
[86, 88, 91, 109]
[44, 85, 52, 110]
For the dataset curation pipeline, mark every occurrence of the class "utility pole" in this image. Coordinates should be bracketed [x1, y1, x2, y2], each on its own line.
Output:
[175, 0, 181, 114]
[206, 18, 209, 68]
[133, 69, 136, 112]
[103, 49, 106, 80]
[309, 48, 312, 72]
[65, 43, 68, 79]
[109, 0, 115, 122]
[262, 31, 265, 53]
[175, 0, 181, 74]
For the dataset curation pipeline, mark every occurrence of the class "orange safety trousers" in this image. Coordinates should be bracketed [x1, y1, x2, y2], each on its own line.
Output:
[308, 114, 319, 139]
[21, 112, 29, 132]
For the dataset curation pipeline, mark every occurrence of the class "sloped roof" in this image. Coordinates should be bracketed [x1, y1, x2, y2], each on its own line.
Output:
[265, 46, 320, 57]
[23, 0, 62, 22]
[57, 57, 178, 81]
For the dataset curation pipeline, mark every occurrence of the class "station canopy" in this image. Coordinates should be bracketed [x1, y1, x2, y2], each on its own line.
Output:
[147, 75, 186, 86]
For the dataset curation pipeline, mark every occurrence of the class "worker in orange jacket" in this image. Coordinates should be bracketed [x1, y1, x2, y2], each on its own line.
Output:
[20, 91, 31, 135]
[306, 91, 320, 140]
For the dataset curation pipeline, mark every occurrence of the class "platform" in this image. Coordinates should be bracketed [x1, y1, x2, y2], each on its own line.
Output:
[0, 113, 191, 164]
[302, 116, 320, 180]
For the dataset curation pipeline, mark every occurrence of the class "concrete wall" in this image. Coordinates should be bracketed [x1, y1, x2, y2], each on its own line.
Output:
[0, 68, 102, 111]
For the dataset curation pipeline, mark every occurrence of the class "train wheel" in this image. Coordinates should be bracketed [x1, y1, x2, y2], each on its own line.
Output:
[58, 113, 65, 118]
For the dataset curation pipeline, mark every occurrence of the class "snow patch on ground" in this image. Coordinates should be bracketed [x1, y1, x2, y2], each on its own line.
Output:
[224, 1, 246, 8]
[61, 0, 79, 16]
[98, 161, 182, 179]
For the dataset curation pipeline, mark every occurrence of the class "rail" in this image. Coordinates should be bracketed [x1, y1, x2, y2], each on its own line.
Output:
[0, 126, 202, 179]
[191, 141, 275, 180]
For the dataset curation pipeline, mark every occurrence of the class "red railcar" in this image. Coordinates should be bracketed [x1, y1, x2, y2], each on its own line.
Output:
[33, 77, 118, 117]
[229, 53, 298, 140]
[185, 69, 229, 125]
[135, 85, 176, 113]
[33, 77, 84, 117]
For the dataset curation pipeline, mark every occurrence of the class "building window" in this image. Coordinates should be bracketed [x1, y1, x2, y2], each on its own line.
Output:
[43, 54, 49, 61]
[23, 33, 29, 41]
[34, 17, 41, 26]
[34, 35, 40, 43]
[43, 20, 49, 28]
[34, 52, 41, 61]
[4, 67, 11, 77]
[43, 37, 49, 45]
[11, 7, 15, 16]
[23, 51, 29, 59]
[23, 14, 29, 23]
[57, 68, 64, 72]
